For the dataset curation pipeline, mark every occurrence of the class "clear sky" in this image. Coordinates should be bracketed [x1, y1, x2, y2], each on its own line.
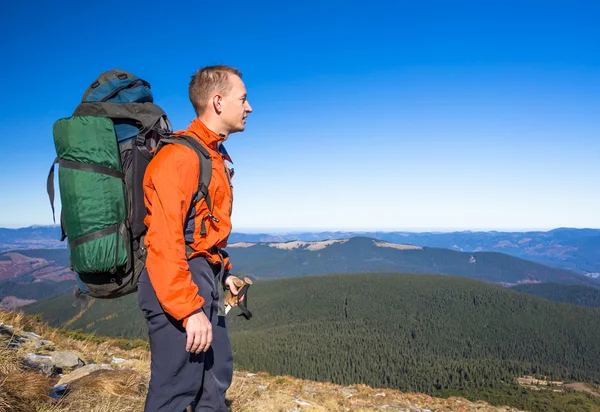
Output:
[1, 0, 599, 231]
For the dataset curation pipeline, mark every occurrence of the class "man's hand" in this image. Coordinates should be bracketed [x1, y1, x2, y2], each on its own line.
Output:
[185, 310, 212, 353]
[225, 276, 245, 306]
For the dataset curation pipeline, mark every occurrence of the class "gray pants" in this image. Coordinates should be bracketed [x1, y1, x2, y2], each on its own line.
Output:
[138, 257, 233, 412]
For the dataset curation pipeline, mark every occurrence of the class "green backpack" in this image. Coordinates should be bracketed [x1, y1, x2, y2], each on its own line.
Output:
[47, 69, 213, 299]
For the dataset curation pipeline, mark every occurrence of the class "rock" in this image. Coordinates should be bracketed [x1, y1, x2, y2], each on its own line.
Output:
[0, 323, 14, 335]
[247, 373, 257, 377]
[339, 388, 357, 396]
[8, 338, 22, 348]
[34, 339, 55, 349]
[258, 385, 267, 391]
[23, 353, 61, 376]
[376, 392, 386, 397]
[24, 353, 52, 361]
[111, 357, 137, 368]
[21, 331, 42, 340]
[301, 385, 316, 396]
[51, 351, 85, 369]
[0, 324, 23, 348]
[57, 364, 112, 386]
[49, 383, 69, 399]
[294, 399, 311, 406]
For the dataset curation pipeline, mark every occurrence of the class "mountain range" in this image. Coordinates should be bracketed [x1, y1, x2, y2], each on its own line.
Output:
[2, 235, 599, 312]
[224, 237, 599, 287]
[3, 225, 599, 275]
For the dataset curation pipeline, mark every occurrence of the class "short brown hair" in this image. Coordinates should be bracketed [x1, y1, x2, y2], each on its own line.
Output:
[189, 65, 243, 116]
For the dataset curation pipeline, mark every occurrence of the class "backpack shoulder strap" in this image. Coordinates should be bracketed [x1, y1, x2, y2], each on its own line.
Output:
[156, 135, 213, 212]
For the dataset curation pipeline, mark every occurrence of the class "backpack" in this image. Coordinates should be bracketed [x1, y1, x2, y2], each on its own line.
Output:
[46, 69, 213, 299]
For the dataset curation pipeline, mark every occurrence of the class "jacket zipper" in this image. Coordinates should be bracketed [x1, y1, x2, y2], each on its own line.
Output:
[222, 156, 234, 216]
[200, 152, 232, 236]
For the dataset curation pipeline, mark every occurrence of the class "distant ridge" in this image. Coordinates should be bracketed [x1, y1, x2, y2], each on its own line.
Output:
[3, 226, 599, 274]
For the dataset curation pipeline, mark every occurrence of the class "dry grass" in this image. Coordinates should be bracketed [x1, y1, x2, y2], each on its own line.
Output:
[37, 370, 147, 412]
[0, 311, 150, 412]
[225, 371, 523, 412]
[0, 370, 53, 411]
[68, 370, 145, 397]
[0, 347, 21, 375]
[36, 395, 145, 412]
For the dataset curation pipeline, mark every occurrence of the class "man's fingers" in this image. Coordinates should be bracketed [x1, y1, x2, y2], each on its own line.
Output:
[186, 332, 196, 353]
[204, 327, 213, 352]
[193, 331, 204, 354]
[195, 331, 206, 354]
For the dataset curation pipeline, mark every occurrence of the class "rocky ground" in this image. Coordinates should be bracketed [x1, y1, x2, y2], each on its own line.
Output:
[0, 310, 525, 412]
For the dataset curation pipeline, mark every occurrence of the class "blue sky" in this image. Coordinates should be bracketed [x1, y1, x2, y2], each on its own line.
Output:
[1, 0, 599, 231]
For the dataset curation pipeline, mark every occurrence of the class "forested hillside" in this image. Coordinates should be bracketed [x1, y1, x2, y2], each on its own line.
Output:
[511, 282, 600, 308]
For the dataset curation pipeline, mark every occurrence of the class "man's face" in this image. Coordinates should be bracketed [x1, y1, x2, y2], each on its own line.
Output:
[220, 75, 252, 134]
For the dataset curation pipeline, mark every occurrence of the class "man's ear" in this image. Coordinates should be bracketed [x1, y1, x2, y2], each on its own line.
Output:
[212, 95, 222, 114]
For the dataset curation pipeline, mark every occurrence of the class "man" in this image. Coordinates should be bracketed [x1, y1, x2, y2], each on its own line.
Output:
[138, 65, 252, 412]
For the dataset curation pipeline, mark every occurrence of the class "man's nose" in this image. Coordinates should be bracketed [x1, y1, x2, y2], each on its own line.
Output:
[245, 101, 253, 112]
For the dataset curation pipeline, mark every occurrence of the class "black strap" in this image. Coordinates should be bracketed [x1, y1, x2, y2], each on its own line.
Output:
[236, 283, 252, 320]
[59, 159, 124, 179]
[47, 158, 59, 223]
[60, 211, 66, 242]
[70, 223, 121, 249]
[47, 158, 122, 242]
[157, 136, 216, 264]
[156, 135, 213, 213]
[135, 134, 153, 161]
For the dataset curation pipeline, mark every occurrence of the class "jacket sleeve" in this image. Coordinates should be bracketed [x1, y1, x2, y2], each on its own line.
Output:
[143, 145, 204, 328]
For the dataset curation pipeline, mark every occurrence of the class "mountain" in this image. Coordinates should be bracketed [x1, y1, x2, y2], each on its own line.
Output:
[0, 226, 65, 252]
[0, 249, 75, 309]
[4, 226, 600, 275]
[21, 273, 600, 411]
[369, 228, 600, 275]
[3, 236, 598, 308]
[234, 228, 600, 275]
[225, 237, 598, 287]
[511, 283, 600, 308]
[146, 227, 600, 273]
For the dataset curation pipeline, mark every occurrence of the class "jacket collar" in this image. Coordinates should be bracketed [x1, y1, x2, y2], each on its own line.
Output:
[219, 144, 233, 164]
[174, 118, 233, 163]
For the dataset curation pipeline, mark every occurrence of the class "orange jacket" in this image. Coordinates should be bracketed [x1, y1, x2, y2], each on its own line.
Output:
[143, 118, 234, 327]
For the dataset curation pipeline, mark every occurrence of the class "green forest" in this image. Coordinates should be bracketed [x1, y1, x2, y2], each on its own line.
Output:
[511, 282, 600, 308]
[226, 274, 600, 411]
[0, 280, 73, 301]
[23, 273, 600, 411]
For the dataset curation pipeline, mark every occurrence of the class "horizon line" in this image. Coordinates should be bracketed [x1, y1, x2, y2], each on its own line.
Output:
[2, 224, 600, 234]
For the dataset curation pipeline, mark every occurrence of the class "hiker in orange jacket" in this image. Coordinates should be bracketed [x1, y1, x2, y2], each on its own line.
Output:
[138, 65, 252, 412]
